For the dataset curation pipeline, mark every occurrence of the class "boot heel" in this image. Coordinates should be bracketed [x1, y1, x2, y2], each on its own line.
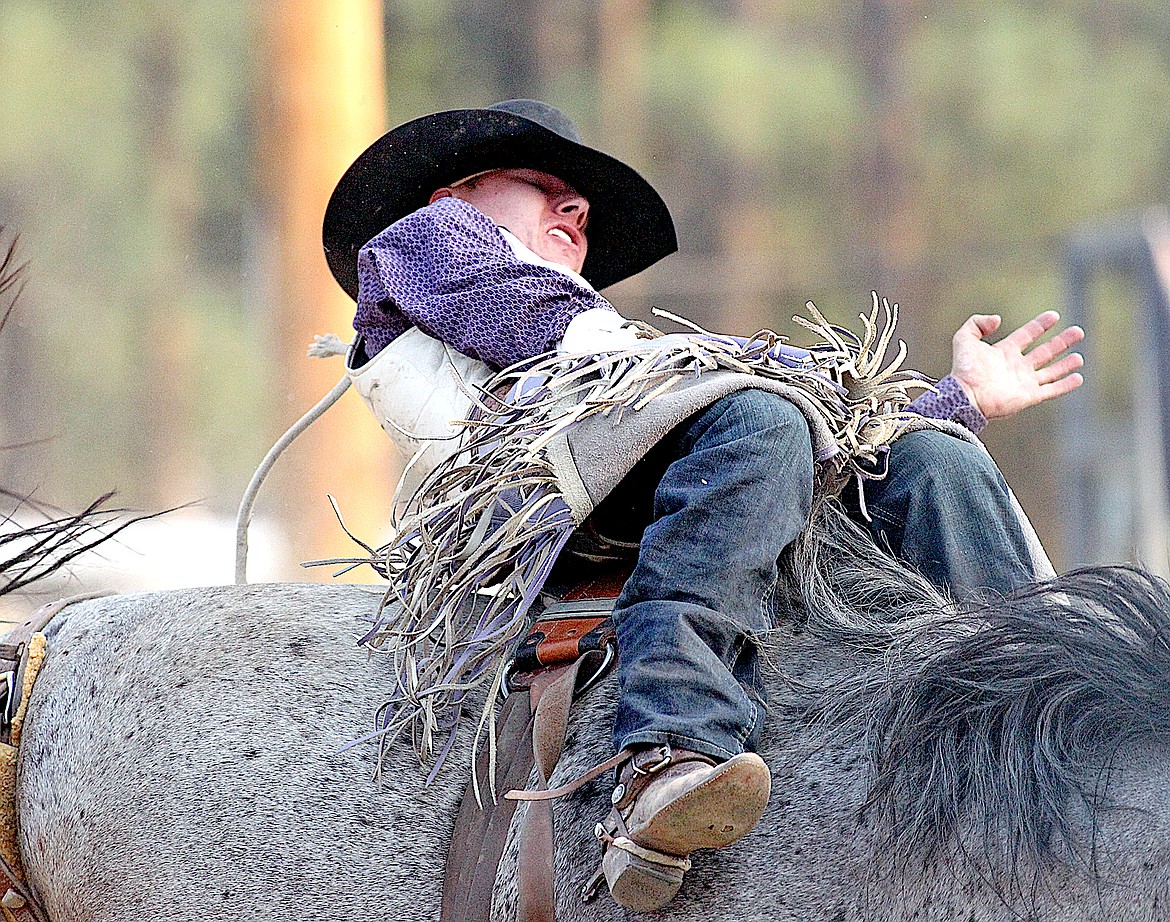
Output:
[602, 839, 689, 912]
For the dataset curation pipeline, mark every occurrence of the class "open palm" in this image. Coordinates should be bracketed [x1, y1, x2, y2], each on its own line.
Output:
[950, 311, 1085, 420]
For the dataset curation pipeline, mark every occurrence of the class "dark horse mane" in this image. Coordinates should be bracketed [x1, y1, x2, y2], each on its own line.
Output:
[778, 497, 1170, 879]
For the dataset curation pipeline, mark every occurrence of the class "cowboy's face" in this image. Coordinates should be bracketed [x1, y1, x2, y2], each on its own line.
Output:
[430, 169, 589, 273]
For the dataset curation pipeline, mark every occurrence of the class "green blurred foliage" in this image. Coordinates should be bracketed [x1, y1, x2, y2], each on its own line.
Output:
[0, 0, 262, 510]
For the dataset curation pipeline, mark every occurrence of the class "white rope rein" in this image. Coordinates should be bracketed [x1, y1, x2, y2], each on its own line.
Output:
[234, 335, 350, 584]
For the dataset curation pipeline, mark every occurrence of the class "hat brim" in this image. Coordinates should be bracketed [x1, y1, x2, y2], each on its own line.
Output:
[323, 107, 677, 299]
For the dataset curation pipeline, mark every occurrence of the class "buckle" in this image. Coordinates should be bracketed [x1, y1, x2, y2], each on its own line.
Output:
[0, 671, 11, 730]
[631, 744, 672, 776]
[499, 637, 616, 701]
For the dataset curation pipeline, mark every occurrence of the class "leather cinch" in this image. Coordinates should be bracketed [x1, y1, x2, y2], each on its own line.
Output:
[440, 573, 622, 922]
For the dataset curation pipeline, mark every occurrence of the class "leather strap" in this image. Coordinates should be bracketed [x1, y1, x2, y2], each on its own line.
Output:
[440, 569, 625, 922]
[516, 660, 582, 922]
[509, 614, 613, 676]
[504, 749, 629, 803]
[441, 655, 600, 922]
[0, 594, 98, 922]
[0, 592, 107, 745]
[441, 689, 538, 922]
[0, 867, 46, 922]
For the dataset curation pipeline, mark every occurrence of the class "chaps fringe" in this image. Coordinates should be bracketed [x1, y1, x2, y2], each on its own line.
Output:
[341, 295, 933, 773]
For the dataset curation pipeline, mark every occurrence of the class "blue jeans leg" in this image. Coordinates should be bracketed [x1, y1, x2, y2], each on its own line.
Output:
[611, 390, 814, 761]
[860, 430, 1036, 599]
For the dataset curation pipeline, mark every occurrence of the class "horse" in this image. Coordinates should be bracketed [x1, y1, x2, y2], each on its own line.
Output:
[12, 500, 1170, 921]
[3, 226, 1167, 919]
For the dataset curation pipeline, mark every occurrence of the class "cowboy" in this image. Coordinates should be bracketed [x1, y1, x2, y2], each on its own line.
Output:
[322, 100, 1084, 911]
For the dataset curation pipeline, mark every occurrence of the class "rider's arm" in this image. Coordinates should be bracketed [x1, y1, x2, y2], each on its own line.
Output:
[354, 198, 614, 369]
[905, 375, 988, 434]
[903, 310, 1085, 433]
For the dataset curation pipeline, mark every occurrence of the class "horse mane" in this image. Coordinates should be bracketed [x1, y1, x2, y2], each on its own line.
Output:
[779, 497, 1170, 878]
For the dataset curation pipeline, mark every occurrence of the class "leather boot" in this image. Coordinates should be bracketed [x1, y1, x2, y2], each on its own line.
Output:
[595, 744, 770, 911]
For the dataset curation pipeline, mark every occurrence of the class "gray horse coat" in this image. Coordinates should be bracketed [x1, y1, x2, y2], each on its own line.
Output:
[16, 559, 1170, 921]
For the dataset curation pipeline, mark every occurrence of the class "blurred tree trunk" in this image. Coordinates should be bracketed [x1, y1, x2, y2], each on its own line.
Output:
[597, 0, 651, 314]
[258, 0, 394, 581]
[598, 0, 647, 155]
[852, 0, 930, 347]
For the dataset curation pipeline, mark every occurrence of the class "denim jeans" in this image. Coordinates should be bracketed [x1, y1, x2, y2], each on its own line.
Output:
[596, 389, 1036, 761]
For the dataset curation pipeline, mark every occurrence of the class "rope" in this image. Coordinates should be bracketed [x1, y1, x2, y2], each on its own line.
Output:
[234, 335, 351, 585]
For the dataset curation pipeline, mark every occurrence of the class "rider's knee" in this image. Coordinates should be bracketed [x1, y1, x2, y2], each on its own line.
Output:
[703, 389, 810, 442]
[890, 429, 1005, 497]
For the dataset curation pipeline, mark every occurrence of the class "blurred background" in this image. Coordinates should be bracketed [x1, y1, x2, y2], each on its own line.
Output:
[3, 0, 1170, 605]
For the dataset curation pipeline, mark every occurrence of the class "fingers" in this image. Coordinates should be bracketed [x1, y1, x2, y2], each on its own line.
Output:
[1035, 351, 1084, 385]
[956, 314, 1001, 341]
[1026, 324, 1084, 367]
[1001, 310, 1060, 350]
[1037, 372, 1084, 403]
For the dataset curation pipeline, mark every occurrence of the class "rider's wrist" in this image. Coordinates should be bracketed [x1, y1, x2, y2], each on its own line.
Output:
[940, 374, 988, 433]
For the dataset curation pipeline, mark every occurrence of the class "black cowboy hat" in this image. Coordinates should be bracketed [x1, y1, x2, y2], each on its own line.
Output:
[322, 99, 677, 299]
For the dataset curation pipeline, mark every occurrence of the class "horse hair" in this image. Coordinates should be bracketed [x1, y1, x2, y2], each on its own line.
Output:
[0, 227, 26, 337]
[778, 497, 1170, 877]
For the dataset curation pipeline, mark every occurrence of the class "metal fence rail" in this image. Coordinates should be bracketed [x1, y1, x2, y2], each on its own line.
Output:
[1061, 207, 1170, 575]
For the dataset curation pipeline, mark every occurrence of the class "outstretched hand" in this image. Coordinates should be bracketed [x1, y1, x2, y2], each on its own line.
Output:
[950, 311, 1084, 420]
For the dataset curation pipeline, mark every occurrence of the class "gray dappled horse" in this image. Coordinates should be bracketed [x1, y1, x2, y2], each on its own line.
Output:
[14, 501, 1170, 921]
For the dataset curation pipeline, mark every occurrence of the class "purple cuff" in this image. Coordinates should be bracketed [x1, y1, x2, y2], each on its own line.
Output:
[906, 374, 987, 434]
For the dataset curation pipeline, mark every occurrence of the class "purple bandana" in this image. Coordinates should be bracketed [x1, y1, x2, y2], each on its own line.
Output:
[352, 197, 983, 431]
[354, 197, 612, 369]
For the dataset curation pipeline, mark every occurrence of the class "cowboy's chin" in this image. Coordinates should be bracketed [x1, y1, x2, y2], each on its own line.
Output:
[541, 231, 585, 273]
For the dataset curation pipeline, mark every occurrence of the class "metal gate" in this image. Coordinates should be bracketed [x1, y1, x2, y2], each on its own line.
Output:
[1061, 207, 1170, 576]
